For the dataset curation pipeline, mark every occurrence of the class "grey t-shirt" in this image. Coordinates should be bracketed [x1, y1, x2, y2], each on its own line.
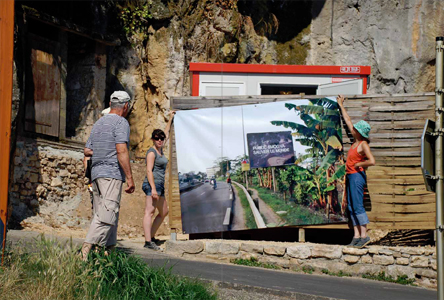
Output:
[143, 148, 168, 187]
[85, 114, 130, 182]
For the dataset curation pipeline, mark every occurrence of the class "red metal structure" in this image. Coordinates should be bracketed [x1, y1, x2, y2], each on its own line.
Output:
[190, 62, 371, 96]
[0, 0, 15, 262]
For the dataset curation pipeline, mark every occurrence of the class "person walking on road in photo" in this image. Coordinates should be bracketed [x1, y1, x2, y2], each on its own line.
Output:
[81, 91, 135, 261]
[226, 175, 232, 190]
[337, 95, 375, 248]
[142, 111, 175, 250]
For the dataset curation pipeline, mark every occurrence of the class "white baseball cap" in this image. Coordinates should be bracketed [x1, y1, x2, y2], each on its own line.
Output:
[110, 91, 131, 103]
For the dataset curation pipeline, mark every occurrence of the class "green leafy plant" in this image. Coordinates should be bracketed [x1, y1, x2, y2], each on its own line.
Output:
[362, 271, 416, 286]
[231, 257, 280, 269]
[302, 265, 314, 274]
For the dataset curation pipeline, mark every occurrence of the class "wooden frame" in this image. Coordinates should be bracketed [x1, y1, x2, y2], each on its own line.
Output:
[168, 92, 435, 232]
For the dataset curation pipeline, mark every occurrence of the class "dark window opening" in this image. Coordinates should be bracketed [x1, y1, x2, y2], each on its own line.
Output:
[260, 84, 317, 96]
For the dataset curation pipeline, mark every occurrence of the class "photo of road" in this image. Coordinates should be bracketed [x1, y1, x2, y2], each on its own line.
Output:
[175, 97, 346, 234]
[181, 181, 239, 234]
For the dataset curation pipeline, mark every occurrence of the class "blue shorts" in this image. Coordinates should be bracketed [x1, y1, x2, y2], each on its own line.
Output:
[346, 172, 369, 226]
[142, 181, 164, 197]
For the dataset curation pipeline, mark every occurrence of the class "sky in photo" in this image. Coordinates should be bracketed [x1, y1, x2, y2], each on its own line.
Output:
[174, 98, 337, 174]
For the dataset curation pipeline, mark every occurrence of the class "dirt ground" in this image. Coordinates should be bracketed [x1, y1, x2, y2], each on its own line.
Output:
[23, 161, 181, 242]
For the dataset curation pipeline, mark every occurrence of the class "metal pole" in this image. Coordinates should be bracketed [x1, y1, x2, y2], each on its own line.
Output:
[435, 36, 444, 300]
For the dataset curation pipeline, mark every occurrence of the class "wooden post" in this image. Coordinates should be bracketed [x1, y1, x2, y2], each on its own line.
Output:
[0, 0, 15, 263]
[298, 228, 306, 243]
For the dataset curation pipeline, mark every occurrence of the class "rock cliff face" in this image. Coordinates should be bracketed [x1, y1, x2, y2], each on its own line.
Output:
[116, 0, 444, 155]
[308, 0, 444, 94]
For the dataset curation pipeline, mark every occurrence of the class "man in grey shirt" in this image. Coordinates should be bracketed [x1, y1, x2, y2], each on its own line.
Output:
[81, 91, 135, 261]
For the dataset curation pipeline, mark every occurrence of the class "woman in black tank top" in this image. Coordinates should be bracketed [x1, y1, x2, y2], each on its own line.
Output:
[142, 112, 175, 250]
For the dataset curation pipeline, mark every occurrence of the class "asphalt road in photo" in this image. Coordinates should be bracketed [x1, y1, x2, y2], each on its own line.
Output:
[181, 181, 233, 234]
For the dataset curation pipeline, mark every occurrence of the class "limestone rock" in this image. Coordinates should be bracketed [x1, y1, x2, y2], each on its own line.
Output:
[373, 255, 395, 266]
[51, 176, 64, 188]
[416, 268, 437, 279]
[165, 241, 204, 255]
[311, 244, 343, 259]
[205, 242, 239, 255]
[343, 255, 360, 264]
[387, 265, 415, 279]
[59, 169, 70, 177]
[378, 248, 394, 256]
[402, 247, 425, 255]
[240, 243, 263, 254]
[396, 257, 410, 266]
[287, 245, 311, 259]
[411, 256, 429, 268]
[264, 246, 286, 257]
[342, 247, 368, 256]
[361, 255, 373, 264]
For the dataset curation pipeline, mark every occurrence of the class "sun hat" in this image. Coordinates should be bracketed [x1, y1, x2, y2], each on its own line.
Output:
[353, 120, 371, 139]
[110, 91, 131, 103]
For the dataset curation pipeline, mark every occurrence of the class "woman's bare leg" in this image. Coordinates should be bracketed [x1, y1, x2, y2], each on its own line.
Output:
[360, 224, 368, 238]
[151, 196, 169, 238]
[353, 225, 360, 238]
[143, 195, 157, 242]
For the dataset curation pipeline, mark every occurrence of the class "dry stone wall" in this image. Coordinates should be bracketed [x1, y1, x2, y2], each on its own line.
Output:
[165, 240, 437, 289]
[10, 139, 87, 228]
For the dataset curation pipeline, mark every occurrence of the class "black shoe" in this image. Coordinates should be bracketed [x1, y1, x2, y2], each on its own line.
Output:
[347, 237, 360, 247]
[354, 236, 371, 248]
[151, 237, 160, 244]
[144, 241, 161, 251]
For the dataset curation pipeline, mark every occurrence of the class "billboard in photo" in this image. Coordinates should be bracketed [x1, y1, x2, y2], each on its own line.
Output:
[247, 131, 295, 168]
[174, 98, 347, 234]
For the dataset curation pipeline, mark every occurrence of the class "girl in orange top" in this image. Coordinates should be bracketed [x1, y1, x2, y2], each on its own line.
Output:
[338, 95, 376, 248]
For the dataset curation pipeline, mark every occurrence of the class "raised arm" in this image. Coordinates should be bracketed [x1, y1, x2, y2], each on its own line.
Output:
[116, 143, 135, 193]
[164, 111, 176, 143]
[337, 95, 359, 140]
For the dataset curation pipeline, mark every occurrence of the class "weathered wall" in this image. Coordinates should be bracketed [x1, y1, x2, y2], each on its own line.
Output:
[308, 0, 444, 94]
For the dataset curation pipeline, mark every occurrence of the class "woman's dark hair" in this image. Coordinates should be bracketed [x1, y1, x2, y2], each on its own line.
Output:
[152, 129, 166, 139]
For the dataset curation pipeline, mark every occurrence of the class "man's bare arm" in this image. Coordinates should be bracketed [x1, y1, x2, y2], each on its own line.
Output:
[116, 143, 135, 193]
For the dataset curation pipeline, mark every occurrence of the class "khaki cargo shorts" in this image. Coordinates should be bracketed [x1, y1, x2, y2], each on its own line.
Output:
[85, 178, 123, 247]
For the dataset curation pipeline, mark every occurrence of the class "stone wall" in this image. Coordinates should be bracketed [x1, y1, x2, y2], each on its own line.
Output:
[165, 240, 437, 289]
[9, 138, 86, 228]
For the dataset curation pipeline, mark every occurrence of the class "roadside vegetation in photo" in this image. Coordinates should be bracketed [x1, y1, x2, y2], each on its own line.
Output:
[253, 185, 327, 226]
[231, 98, 348, 226]
[0, 236, 217, 300]
[231, 257, 279, 270]
[362, 271, 416, 286]
[234, 185, 257, 229]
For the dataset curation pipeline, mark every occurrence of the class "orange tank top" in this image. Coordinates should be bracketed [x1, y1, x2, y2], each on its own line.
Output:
[346, 141, 366, 174]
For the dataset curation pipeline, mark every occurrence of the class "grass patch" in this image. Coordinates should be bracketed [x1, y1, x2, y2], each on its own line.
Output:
[321, 269, 352, 277]
[362, 271, 416, 286]
[231, 257, 279, 270]
[0, 236, 217, 300]
[302, 266, 314, 274]
[253, 186, 327, 225]
[234, 185, 257, 229]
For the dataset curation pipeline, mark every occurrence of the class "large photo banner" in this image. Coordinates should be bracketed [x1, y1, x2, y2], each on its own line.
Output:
[174, 98, 347, 234]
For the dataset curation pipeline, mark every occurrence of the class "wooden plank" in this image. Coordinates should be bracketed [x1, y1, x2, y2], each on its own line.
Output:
[369, 104, 434, 112]
[370, 213, 435, 222]
[369, 203, 435, 213]
[167, 125, 182, 231]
